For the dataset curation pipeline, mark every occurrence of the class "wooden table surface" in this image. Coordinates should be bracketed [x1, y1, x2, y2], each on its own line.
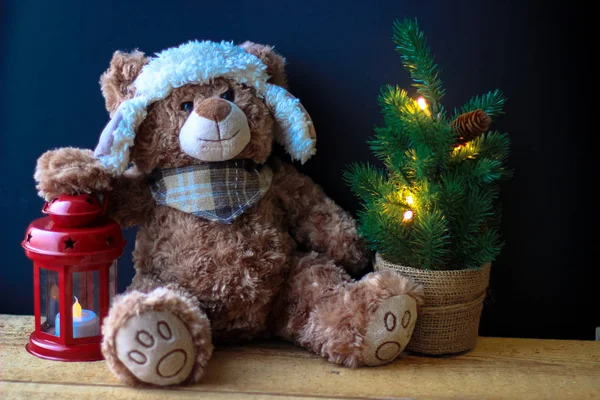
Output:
[1, 314, 598, 399]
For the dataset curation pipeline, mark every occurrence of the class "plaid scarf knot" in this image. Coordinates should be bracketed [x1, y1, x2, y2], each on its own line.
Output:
[150, 160, 272, 224]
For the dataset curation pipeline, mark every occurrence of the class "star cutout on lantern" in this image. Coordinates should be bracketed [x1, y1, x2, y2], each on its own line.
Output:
[64, 237, 77, 250]
[106, 236, 114, 246]
[26, 232, 33, 243]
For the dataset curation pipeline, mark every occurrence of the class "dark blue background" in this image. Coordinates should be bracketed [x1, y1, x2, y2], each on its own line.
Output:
[1, 1, 595, 339]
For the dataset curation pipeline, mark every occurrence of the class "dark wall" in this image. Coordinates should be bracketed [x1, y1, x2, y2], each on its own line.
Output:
[1, 1, 595, 340]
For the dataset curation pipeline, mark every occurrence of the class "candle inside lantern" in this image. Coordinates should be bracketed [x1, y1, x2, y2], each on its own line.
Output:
[55, 297, 100, 338]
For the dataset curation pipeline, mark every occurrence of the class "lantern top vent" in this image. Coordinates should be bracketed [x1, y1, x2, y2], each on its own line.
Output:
[43, 193, 105, 228]
[22, 193, 125, 264]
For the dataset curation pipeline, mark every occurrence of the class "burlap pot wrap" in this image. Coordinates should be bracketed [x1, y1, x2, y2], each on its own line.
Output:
[374, 253, 491, 355]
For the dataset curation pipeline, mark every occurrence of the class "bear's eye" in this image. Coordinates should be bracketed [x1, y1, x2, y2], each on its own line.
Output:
[180, 101, 194, 112]
[220, 88, 235, 102]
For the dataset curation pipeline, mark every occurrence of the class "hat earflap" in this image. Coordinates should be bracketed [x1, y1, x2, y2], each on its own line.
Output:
[264, 83, 316, 164]
[94, 97, 148, 174]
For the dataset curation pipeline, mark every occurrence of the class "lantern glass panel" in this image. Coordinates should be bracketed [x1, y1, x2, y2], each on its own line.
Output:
[39, 268, 59, 336]
[110, 261, 117, 304]
[68, 270, 101, 338]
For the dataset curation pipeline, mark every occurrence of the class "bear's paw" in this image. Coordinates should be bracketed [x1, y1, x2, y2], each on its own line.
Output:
[115, 311, 196, 385]
[362, 295, 417, 366]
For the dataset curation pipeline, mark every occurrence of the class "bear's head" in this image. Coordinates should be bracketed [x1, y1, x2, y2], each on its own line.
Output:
[94, 41, 316, 174]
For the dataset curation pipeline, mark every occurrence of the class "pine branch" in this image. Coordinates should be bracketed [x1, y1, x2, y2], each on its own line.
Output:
[469, 158, 504, 185]
[453, 157, 505, 187]
[463, 227, 503, 268]
[446, 186, 496, 268]
[370, 126, 410, 161]
[383, 149, 413, 187]
[399, 101, 455, 167]
[379, 85, 411, 123]
[369, 86, 412, 161]
[406, 146, 437, 182]
[392, 18, 445, 112]
[450, 132, 508, 164]
[449, 132, 510, 186]
[344, 163, 391, 203]
[439, 171, 467, 211]
[455, 89, 506, 118]
[358, 204, 416, 265]
[415, 179, 442, 210]
[450, 141, 478, 164]
[476, 131, 511, 161]
[410, 209, 450, 269]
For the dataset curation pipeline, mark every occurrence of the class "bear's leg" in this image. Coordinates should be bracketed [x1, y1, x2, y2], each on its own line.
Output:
[272, 252, 423, 368]
[102, 280, 213, 387]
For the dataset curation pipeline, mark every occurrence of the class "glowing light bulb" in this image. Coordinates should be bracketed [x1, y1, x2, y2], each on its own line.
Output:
[403, 210, 414, 222]
[417, 97, 428, 110]
[73, 296, 82, 319]
[406, 195, 414, 205]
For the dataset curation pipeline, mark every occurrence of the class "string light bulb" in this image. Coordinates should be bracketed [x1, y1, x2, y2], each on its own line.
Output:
[406, 195, 414, 205]
[417, 97, 428, 110]
[403, 210, 414, 222]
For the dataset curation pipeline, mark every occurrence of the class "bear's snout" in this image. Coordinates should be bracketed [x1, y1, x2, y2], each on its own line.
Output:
[196, 98, 231, 122]
[179, 97, 251, 162]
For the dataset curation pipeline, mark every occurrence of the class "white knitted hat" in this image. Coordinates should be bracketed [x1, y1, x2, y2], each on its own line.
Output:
[95, 40, 316, 174]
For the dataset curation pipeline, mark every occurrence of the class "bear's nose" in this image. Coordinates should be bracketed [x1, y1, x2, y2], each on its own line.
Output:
[195, 98, 232, 122]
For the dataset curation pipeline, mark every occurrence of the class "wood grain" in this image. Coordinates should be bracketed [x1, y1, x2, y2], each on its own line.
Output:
[1, 314, 598, 399]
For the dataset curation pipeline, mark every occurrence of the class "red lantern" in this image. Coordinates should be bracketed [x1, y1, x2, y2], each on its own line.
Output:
[22, 193, 125, 361]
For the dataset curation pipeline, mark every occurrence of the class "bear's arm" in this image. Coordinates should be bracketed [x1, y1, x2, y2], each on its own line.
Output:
[106, 166, 155, 228]
[271, 160, 369, 276]
[35, 147, 153, 228]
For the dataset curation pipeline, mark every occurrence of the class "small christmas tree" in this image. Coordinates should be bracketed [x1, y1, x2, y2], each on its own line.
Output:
[345, 18, 511, 270]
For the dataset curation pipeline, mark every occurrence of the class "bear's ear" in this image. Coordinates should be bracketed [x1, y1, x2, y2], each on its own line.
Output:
[100, 50, 149, 115]
[240, 41, 287, 88]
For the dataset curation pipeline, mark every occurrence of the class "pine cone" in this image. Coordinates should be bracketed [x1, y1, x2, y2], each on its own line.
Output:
[452, 109, 491, 143]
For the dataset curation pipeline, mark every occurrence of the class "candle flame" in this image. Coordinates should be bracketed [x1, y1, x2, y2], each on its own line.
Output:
[50, 284, 58, 300]
[73, 296, 82, 318]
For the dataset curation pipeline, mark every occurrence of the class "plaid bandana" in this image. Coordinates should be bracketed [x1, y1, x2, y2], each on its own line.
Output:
[150, 160, 273, 224]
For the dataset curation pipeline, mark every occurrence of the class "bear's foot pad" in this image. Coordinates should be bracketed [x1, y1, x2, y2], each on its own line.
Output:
[115, 311, 196, 385]
[362, 295, 417, 366]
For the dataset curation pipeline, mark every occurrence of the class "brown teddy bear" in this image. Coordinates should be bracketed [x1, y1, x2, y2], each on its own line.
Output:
[34, 40, 423, 387]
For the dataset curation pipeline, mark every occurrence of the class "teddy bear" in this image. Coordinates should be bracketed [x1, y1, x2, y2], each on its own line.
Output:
[34, 40, 423, 387]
